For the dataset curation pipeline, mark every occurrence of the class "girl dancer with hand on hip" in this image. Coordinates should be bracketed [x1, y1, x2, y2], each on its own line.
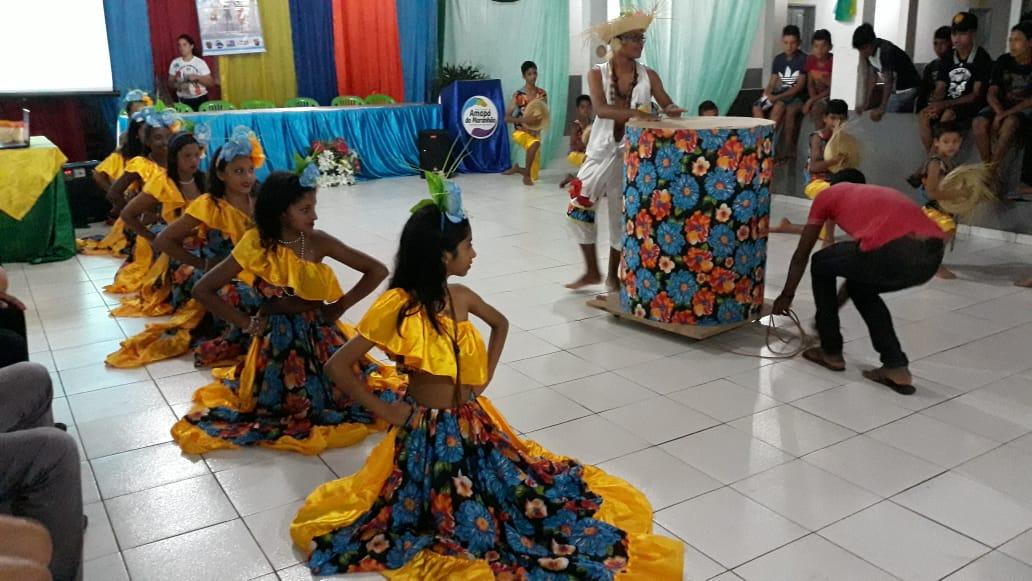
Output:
[291, 172, 682, 579]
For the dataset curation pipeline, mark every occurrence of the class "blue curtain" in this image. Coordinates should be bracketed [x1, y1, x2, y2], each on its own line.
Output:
[104, 0, 156, 95]
[622, 0, 763, 114]
[396, 0, 438, 103]
[101, 0, 155, 150]
[443, 0, 569, 168]
[288, 0, 338, 105]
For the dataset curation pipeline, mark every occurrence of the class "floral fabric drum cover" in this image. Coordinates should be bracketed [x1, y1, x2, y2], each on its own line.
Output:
[620, 117, 775, 326]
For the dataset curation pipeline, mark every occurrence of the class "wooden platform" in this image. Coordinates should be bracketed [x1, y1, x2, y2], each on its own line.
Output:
[586, 293, 771, 341]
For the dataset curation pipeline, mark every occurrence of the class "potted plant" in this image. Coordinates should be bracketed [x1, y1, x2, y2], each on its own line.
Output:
[432, 63, 488, 101]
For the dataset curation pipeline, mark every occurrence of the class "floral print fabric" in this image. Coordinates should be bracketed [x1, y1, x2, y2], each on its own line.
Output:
[173, 227, 261, 367]
[620, 124, 775, 326]
[307, 396, 631, 579]
[182, 281, 396, 446]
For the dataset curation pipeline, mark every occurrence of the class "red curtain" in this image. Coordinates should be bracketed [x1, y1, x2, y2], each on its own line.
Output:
[1, 99, 86, 162]
[331, 0, 404, 101]
[146, 0, 221, 102]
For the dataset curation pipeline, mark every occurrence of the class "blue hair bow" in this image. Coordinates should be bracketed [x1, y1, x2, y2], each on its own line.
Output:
[218, 126, 266, 168]
[292, 153, 321, 188]
[410, 171, 467, 229]
[144, 109, 183, 130]
[192, 123, 211, 150]
[131, 106, 154, 123]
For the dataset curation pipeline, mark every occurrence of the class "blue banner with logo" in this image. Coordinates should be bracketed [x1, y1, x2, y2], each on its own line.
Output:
[440, 79, 510, 173]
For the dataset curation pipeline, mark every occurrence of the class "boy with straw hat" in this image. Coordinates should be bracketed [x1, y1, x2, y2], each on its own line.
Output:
[566, 7, 684, 291]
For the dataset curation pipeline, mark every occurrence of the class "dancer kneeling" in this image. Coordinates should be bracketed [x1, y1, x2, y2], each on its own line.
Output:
[171, 167, 404, 455]
[98, 110, 176, 292]
[106, 135, 263, 368]
[291, 177, 682, 579]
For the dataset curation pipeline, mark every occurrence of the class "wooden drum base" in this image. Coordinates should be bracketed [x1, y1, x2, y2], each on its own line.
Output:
[586, 293, 772, 341]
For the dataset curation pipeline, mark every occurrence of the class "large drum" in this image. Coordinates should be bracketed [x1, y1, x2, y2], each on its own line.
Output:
[619, 117, 775, 327]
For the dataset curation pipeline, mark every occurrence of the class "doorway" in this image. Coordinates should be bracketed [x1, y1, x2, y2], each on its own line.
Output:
[787, 4, 816, 49]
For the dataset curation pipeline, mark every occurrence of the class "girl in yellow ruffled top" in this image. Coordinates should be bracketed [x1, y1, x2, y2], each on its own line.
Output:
[106, 128, 263, 368]
[171, 167, 405, 455]
[100, 109, 186, 297]
[290, 173, 683, 579]
[79, 95, 154, 257]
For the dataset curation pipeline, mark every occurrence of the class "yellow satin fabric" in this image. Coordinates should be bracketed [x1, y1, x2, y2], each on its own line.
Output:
[290, 395, 683, 580]
[232, 229, 343, 302]
[112, 195, 249, 318]
[185, 194, 254, 247]
[512, 130, 541, 181]
[804, 179, 831, 200]
[923, 205, 956, 233]
[357, 289, 489, 386]
[171, 321, 405, 455]
[110, 254, 173, 317]
[78, 218, 130, 256]
[142, 175, 188, 225]
[106, 298, 206, 367]
[94, 151, 126, 180]
[104, 235, 158, 294]
[567, 151, 586, 167]
[0, 137, 68, 221]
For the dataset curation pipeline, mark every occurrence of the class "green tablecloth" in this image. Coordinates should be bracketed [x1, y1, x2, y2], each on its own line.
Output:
[0, 173, 76, 263]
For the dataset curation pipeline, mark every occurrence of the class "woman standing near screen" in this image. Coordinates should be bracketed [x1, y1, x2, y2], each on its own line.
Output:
[168, 34, 213, 111]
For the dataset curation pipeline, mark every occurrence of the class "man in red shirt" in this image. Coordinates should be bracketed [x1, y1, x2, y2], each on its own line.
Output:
[772, 170, 946, 394]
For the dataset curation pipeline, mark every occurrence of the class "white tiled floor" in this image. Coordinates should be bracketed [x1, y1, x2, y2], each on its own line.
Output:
[9, 161, 1032, 580]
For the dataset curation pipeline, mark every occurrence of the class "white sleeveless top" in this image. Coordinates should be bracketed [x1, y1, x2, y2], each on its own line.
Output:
[585, 60, 653, 158]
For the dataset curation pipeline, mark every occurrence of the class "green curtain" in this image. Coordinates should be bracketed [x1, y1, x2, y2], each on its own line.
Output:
[218, 0, 299, 106]
[442, 0, 569, 168]
[622, 0, 763, 115]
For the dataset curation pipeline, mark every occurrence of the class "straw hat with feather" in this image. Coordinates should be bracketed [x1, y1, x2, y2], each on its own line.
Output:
[586, 7, 657, 59]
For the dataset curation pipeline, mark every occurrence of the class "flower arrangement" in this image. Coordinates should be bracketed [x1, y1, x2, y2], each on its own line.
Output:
[309, 138, 361, 187]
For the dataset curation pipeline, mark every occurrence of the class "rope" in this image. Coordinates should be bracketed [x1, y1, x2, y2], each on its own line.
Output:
[718, 309, 815, 360]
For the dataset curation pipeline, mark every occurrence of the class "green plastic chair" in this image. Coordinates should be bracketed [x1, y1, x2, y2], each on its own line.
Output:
[199, 100, 236, 112]
[285, 97, 319, 108]
[364, 94, 396, 105]
[171, 102, 193, 113]
[241, 99, 276, 109]
[332, 95, 365, 107]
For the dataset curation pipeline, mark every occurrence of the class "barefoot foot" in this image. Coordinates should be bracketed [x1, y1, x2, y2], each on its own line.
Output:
[604, 277, 620, 292]
[935, 266, 957, 279]
[502, 165, 521, 176]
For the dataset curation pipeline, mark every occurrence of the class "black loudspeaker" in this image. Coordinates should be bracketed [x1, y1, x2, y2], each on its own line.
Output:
[63, 161, 108, 228]
[418, 130, 455, 178]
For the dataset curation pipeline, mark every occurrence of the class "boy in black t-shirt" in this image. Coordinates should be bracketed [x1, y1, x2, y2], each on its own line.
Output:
[973, 21, 1032, 168]
[916, 27, 953, 112]
[853, 23, 921, 120]
[753, 25, 808, 162]
[918, 12, 994, 151]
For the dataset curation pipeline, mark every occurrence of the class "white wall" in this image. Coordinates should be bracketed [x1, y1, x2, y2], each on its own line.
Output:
[874, 0, 909, 48]
[913, 0, 1015, 63]
[785, 0, 871, 105]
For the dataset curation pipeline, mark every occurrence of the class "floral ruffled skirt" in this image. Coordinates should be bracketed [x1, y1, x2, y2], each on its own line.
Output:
[291, 396, 683, 580]
[171, 312, 406, 455]
[106, 262, 260, 368]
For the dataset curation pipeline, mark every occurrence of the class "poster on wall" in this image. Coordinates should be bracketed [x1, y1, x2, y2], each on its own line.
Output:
[196, 0, 266, 56]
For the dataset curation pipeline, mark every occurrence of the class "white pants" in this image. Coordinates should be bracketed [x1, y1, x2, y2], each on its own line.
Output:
[567, 148, 625, 250]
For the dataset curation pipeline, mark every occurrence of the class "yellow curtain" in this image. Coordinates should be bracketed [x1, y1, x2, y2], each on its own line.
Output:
[217, 0, 298, 105]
